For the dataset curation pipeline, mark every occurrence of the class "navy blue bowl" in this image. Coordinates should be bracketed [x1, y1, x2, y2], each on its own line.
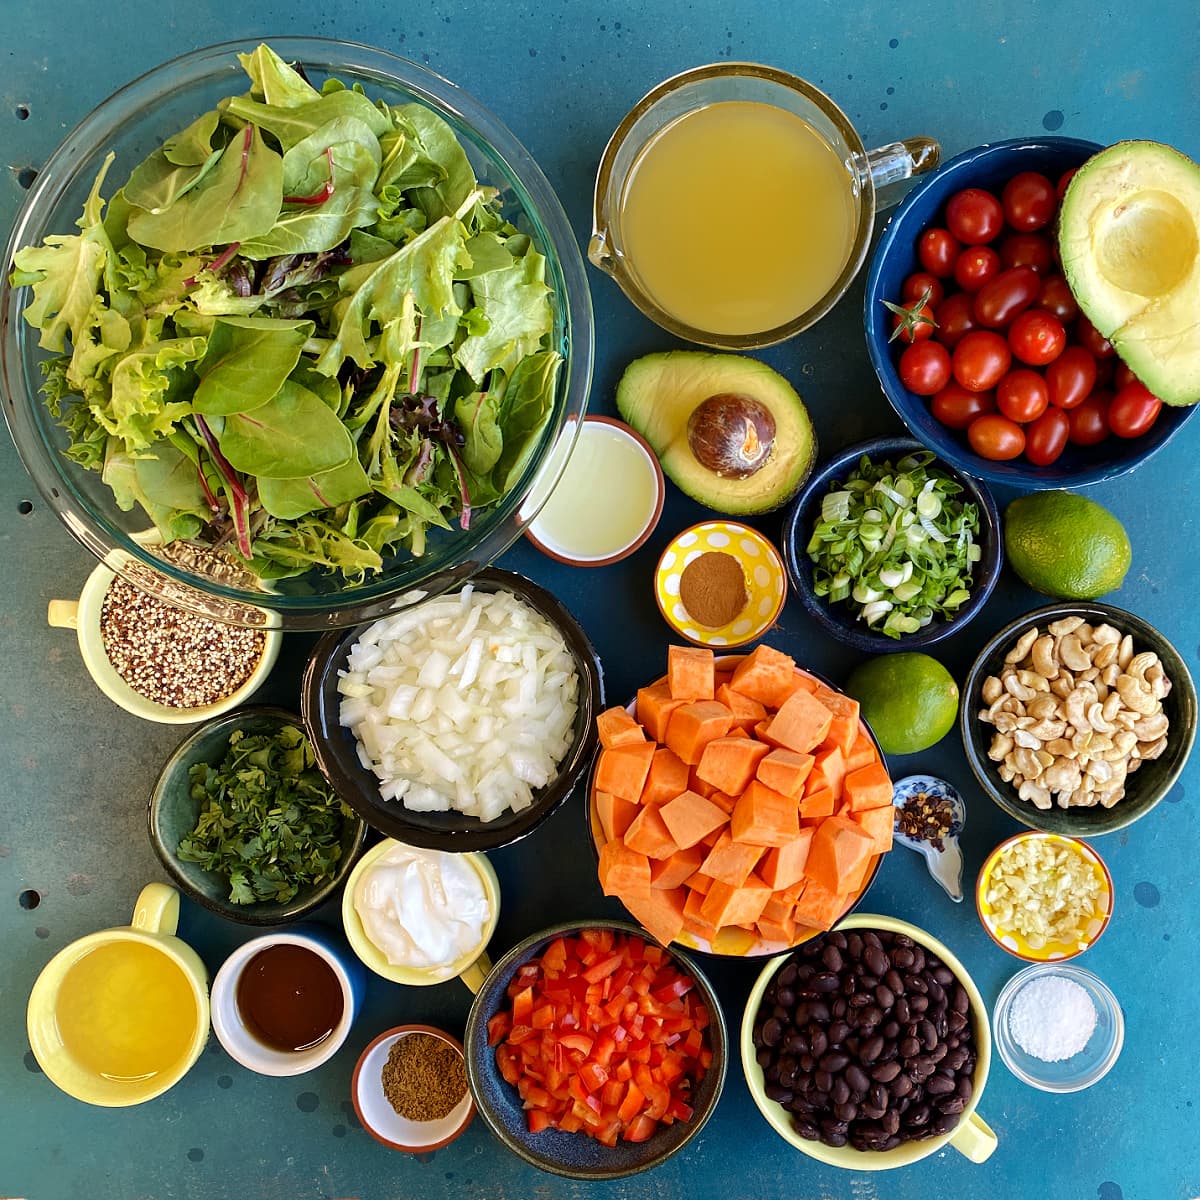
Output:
[464, 920, 727, 1179]
[864, 136, 1198, 488]
[781, 436, 1002, 653]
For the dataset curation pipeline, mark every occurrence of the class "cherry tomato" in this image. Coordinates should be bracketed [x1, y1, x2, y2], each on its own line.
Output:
[953, 330, 1012, 392]
[967, 413, 1026, 460]
[1024, 406, 1071, 466]
[999, 232, 1055, 275]
[1108, 381, 1163, 438]
[1008, 309, 1067, 366]
[1046, 346, 1098, 409]
[1037, 274, 1080, 324]
[1094, 357, 1115, 389]
[1075, 313, 1116, 359]
[933, 292, 980, 349]
[901, 272, 946, 308]
[930, 381, 996, 429]
[1114, 361, 1139, 391]
[945, 188, 1005, 245]
[1068, 391, 1112, 445]
[888, 293, 937, 343]
[973, 266, 1041, 329]
[899, 339, 952, 395]
[997, 369, 1050, 423]
[1056, 167, 1078, 200]
[918, 228, 961, 278]
[954, 245, 1001, 293]
[1001, 172, 1058, 232]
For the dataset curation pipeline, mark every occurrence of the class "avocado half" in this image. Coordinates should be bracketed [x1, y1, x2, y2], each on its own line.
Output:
[1059, 140, 1200, 406]
[616, 351, 816, 514]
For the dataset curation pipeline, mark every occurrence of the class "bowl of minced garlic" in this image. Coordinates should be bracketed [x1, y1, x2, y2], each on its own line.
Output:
[655, 521, 787, 648]
[352, 1025, 473, 1152]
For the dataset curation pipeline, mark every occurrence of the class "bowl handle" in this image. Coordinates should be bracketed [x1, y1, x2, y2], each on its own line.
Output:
[863, 137, 942, 206]
[47, 599, 80, 630]
[457, 948, 493, 995]
[949, 1110, 998, 1163]
[131, 882, 181, 937]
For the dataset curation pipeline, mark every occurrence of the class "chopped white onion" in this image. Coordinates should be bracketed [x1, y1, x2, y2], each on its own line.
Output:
[338, 587, 580, 822]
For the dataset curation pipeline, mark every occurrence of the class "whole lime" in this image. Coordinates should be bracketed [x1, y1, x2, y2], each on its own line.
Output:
[1004, 491, 1131, 600]
[844, 653, 959, 756]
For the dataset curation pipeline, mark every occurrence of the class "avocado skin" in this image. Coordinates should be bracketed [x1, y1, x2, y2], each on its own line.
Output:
[616, 350, 816, 514]
[1058, 139, 1200, 407]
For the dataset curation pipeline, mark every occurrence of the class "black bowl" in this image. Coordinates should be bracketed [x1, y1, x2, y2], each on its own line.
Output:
[148, 706, 367, 925]
[961, 602, 1196, 835]
[781, 436, 1002, 653]
[301, 568, 604, 852]
[463, 919, 727, 1179]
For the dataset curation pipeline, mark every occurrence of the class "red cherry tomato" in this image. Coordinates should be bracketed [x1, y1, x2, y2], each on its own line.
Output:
[953, 330, 1013, 392]
[1094, 357, 1115, 389]
[918, 228, 961, 277]
[997, 369, 1051, 423]
[954, 245, 1002, 293]
[1056, 167, 1078, 200]
[1001, 172, 1058, 232]
[967, 413, 1026, 460]
[1046, 346, 1098, 409]
[901, 272, 946, 308]
[933, 292, 980, 349]
[1037, 274, 1080, 324]
[899, 340, 952, 395]
[974, 266, 1041, 329]
[890, 296, 937, 343]
[999, 232, 1055, 275]
[1108, 381, 1163, 438]
[1114, 361, 1139, 391]
[930, 381, 996, 429]
[1068, 391, 1112, 445]
[945, 188, 1005, 245]
[1024, 406, 1071, 466]
[1075, 313, 1117, 359]
[1008, 309, 1067, 366]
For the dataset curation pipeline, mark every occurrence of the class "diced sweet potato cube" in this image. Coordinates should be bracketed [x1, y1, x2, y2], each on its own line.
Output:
[684, 870, 713, 895]
[667, 645, 716, 701]
[759, 828, 814, 890]
[687, 766, 719, 800]
[682, 888, 720, 941]
[698, 830, 762, 886]
[623, 804, 678, 860]
[756, 911, 797, 945]
[853, 804, 895, 853]
[844, 730, 880, 773]
[596, 706, 646, 749]
[596, 791, 639, 843]
[622, 886, 687, 947]
[755, 749, 815, 798]
[799, 787, 836, 819]
[636, 682, 687, 743]
[696, 735, 771, 795]
[804, 815, 876, 894]
[730, 779, 800, 847]
[716, 683, 767, 733]
[598, 841, 651, 901]
[810, 745, 846, 802]
[729, 645, 797, 707]
[709, 790, 738, 815]
[665, 701, 733, 766]
[699, 875, 773, 928]
[843, 761, 894, 812]
[790, 878, 847, 931]
[659, 790, 729, 849]
[640, 747, 690, 807]
[840, 850, 881, 897]
[650, 844, 706, 890]
[595, 742, 656, 803]
[763, 690, 833, 754]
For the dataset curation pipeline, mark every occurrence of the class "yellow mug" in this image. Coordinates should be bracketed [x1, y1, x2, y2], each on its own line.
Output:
[27, 883, 211, 1106]
[342, 839, 499, 992]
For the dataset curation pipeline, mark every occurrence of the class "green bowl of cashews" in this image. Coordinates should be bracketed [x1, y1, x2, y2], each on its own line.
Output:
[961, 602, 1196, 837]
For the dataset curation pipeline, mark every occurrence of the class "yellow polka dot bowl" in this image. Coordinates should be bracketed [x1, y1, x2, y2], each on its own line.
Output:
[654, 521, 787, 649]
[975, 832, 1114, 963]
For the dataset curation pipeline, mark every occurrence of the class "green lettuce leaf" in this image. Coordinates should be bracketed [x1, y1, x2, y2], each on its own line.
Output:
[193, 316, 314, 415]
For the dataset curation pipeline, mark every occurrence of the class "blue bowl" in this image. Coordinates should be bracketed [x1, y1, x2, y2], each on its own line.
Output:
[864, 136, 1198, 489]
[781, 436, 1002, 653]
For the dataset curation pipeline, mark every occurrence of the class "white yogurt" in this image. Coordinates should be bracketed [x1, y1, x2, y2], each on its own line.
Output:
[353, 844, 491, 969]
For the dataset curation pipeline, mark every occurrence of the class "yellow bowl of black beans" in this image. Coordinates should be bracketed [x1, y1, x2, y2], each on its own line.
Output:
[740, 913, 997, 1169]
[48, 548, 280, 723]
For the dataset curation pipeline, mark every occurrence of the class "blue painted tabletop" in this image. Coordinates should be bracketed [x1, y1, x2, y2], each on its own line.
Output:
[2, 4, 1197, 1199]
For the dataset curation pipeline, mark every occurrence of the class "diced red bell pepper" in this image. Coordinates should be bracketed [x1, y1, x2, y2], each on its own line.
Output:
[624, 1114, 658, 1143]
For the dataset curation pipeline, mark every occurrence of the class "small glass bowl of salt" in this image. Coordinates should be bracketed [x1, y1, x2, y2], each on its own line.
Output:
[993, 963, 1124, 1092]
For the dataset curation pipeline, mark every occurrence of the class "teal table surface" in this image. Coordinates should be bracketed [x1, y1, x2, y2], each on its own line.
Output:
[2, 3, 1198, 1199]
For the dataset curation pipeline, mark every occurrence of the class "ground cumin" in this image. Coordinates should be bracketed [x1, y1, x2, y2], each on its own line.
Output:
[381, 1032, 467, 1121]
[679, 550, 748, 627]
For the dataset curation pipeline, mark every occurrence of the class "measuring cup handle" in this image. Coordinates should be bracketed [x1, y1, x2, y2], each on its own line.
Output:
[458, 948, 493, 995]
[132, 883, 181, 936]
[47, 600, 80, 630]
[948, 1109, 998, 1163]
[864, 137, 942, 206]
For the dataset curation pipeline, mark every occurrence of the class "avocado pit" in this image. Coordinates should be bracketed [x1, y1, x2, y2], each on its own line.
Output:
[687, 393, 777, 479]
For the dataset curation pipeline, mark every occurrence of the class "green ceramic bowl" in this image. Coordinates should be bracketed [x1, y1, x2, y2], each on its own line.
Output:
[148, 706, 366, 925]
[961, 602, 1196, 836]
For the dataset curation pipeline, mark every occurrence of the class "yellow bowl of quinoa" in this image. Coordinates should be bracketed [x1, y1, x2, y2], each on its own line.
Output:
[975, 832, 1113, 962]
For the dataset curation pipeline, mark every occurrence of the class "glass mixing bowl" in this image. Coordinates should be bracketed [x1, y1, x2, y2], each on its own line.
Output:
[1, 38, 593, 630]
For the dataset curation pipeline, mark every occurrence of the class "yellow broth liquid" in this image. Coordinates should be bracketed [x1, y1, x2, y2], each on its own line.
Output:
[618, 101, 857, 336]
[55, 941, 198, 1083]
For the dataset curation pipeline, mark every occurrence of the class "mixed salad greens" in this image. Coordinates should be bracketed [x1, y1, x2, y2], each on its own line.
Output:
[806, 452, 981, 638]
[10, 44, 562, 581]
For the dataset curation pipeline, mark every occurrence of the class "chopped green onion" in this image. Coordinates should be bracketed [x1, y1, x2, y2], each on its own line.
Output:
[805, 451, 982, 640]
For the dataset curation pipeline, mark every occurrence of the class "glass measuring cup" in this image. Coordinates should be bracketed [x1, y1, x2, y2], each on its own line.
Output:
[590, 62, 940, 349]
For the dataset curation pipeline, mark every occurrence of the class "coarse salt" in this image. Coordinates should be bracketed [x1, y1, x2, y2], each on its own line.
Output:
[1008, 975, 1097, 1062]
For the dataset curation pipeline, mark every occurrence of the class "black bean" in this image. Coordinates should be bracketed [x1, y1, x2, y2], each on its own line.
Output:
[952, 984, 970, 1015]
[869, 1083, 888, 1112]
[919, 1019, 939, 1050]
[821, 1118, 849, 1139]
[827, 931, 847, 950]
[845, 1064, 870, 1095]
[833, 1101, 858, 1123]
[895, 996, 911, 1023]
[815, 1069, 833, 1093]
[778, 962, 799, 988]
[906, 1102, 931, 1128]
[905, 974, 928, 995]
[882, 1020, 900, 1040]
[855, 1120, 885, 1144]
[860, 1101, 887, 1121]
[863, 931, 883, 950]
[809, 1030, 828, 1059]
[830, 1077, 850, 1106]
[859, 1034, 885, 1064]
[824, 1130, 848, 1148]
[932, 965, 954, 987]
[849, 992, 872, 1009]
[784, 1032, 807, 1055]
[932, 1112, 959, 1135]
[793, 1117, 820, 1140]
[911, 947, 926, 971]
[948, 1009, 968, 1034]
[875, 984, 895, 1009]
[808, 999, 831, 1023]
[776, 986, 796, 1009]
[884, 968, 905, 993]
[956, 1075, 974, 1103]
[910, 994, 930, 1015]
[820, 1051, 850, 1073]
[894, 934, 913, 948]
[756, 1047, 773, 1069]
[882, 1108, 901, 1136]
[938, 1096, 966, 1116]
[864, 946, 888, 977]
[859, 1005, 884, 1029]
[846, 933, 864, 960]
[943, 1046, 967, 1072]
[812, 971, 840, 993]
[829, 1019, 851, 1045]
[761, 1017, 784, 1046]
[892, 947, 914, 969]
[871, 1060, 902, 1083]
[799, 1053, 815, 1073]
[764, 1083, 793, 1103]
[890, 1071, 914, 1099]
[822, 945, 844, 973]
[809, 1089, 830, 1108]
[773, 1004, 791, 1023]
[832, 998, 848, 1019]
[899, 1036, 920, 1059]
[925, 1073, 955, 1096]
[929, 1042, 948, 1065]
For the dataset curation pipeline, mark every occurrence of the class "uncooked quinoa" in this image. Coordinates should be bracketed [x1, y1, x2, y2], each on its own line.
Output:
[99, 578, 265, 708]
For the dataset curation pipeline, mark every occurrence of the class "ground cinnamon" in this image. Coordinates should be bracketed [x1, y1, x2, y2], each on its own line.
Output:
[679, 551, 748, 627]
[380, 1032, 467, 1121]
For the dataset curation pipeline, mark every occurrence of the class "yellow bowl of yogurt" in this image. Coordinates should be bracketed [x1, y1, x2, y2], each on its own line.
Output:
[342, 839, 500, 990]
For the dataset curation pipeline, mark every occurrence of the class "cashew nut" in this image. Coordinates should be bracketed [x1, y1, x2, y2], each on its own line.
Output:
[988, 733, 1014, 762]
[1013, 748, 1045, 778]
[1117, 634, 1134, 669]
[1116, 674, 1158, 716]
[1060, 634, 1092, 671]
[1018, 779, 1052, 809]
[1132, 711, 1169, 741]
[981, 675, 1003, 705]
[1031, 635, 1059, 678]
[1140, 736, 1168, 761]
[1005, 627, 1039, 664]
[1092, 623, 1122, 645]
[1086, 702, 1116, 735]
[1049, 616, 1085, 637]
[1004, 673, 1037, 702]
